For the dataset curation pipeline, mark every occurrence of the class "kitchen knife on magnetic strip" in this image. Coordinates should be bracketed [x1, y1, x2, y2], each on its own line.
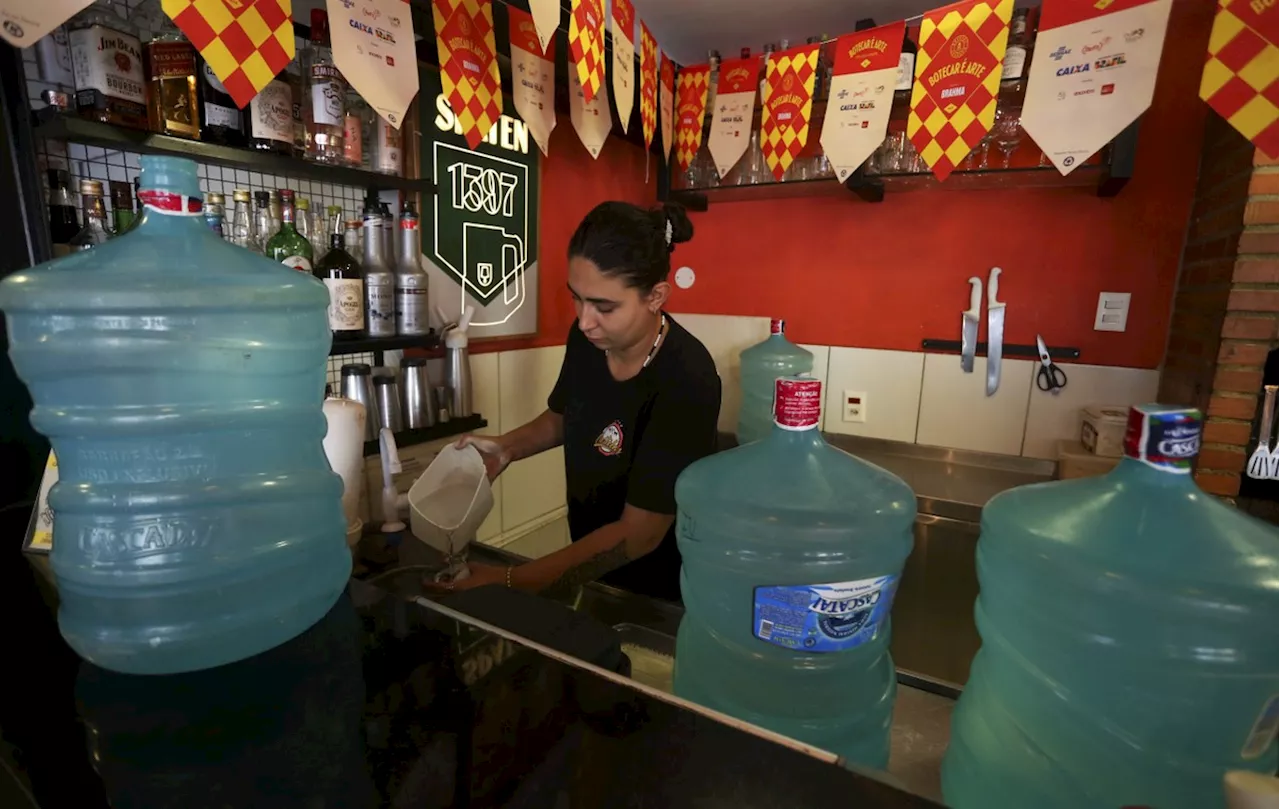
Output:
[986, 267, 1005, 396]
[961, 276, 982, 373]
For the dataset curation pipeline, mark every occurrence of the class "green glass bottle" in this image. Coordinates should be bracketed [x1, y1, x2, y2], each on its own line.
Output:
[265, 188, 313, 271]
[109, 180, 135, 236]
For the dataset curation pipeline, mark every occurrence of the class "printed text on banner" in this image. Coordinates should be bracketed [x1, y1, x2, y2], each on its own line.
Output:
[611, 0, 637, 132]
[907, 0, 1012, 181]
[528, 0, 558, 55]
[821, 24, 904, 182]
[708, 55, 761, 179]
[327, 0, 420, 129]
[508, 5, 555, 155]
[1200, 0, 1278, 159]
[432, 0, 503, 149]
[570, 55, 612, 157]
[675, 65, 711, 172]
[569, 0, 606, 104]
[761, 44, 820, 181]
[163, 0, 295, 109]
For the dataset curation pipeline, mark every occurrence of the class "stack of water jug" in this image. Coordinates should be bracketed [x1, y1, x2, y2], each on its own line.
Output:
[673, 318, 1277, 807]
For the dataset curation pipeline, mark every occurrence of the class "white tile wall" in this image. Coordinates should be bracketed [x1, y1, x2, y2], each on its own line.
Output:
[1021, 364, 1160, 459]
[672, 313, 770, 433]
[916, 355, 1036, 455]
[824, 348, 925, 443]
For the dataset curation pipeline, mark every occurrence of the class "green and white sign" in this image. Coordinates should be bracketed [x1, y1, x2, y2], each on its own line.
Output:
[420, 69, 540, 338]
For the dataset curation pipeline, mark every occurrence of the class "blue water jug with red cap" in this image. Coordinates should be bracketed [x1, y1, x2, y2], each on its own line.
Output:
[0, 156, 350, 675]
[675, 376, 915, 768]
[943, 405, 1279, 809]
[736, 319, 813, 445]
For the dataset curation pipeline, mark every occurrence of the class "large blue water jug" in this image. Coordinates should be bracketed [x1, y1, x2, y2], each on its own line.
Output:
[943, 405, 1279, 808]
[736, 319, 813, 445]
[0, 157, 350, 674]
[675, 377, 916, 768]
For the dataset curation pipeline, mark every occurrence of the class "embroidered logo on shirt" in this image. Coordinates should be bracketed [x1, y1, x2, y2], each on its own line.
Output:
[594, 420, 624, 456]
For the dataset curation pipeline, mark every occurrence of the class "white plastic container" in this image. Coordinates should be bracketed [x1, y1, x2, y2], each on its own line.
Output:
[408, 444, 493, 560]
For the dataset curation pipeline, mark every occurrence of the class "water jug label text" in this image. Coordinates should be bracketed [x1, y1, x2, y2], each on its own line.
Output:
[753, 575, 898, 653]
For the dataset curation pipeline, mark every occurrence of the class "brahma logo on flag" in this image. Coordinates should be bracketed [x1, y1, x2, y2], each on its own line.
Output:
[1200, 0, 1278, 159]
[674, 65, 710, 172]
[821, 23, 904, 181]
[760, 44, 820, 181]
[640, 22, 659, 149]
[432, 0, 503, 149]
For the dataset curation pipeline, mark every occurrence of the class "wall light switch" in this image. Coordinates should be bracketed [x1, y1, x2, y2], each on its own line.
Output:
[1094, 292, 1131, 332]
[843, 391, 867, 423]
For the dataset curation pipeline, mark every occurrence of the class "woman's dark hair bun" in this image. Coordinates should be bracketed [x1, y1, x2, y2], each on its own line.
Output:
[658, 202, 694, 251]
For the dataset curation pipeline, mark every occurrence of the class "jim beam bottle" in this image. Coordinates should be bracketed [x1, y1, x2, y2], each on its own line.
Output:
[68, 2, 148, 130]
[144, 15, 200, 139]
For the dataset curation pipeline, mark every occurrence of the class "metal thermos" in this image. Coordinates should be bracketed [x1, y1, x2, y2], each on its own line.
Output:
[372, 373, 403, 433]
[401, 357, 436, 429]
[339, 363, 379, 441]
[445, 344, 472, 417]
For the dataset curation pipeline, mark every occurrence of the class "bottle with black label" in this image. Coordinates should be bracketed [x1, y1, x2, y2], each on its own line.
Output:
[361, 198, 395, 338]
[314, 211, 364, 340]
[199, 58, 245, 146]
[395, 201, 430, 337]
[67, 1, 148, 130]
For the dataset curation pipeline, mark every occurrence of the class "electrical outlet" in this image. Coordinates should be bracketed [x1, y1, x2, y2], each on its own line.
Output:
[1094, 292, 1131, 332]
[843, 391, 867, 423]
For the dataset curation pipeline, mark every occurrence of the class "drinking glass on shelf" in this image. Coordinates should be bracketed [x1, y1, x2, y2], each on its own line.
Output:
[991, 104, 1024, 168]
[901, 135, 926, 173]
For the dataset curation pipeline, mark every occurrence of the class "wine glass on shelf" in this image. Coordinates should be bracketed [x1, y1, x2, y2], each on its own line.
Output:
[991, 104, 1024, 168]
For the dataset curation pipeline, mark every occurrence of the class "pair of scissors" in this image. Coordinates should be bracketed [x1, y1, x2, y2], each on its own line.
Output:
[1036, 335, 1067, 394]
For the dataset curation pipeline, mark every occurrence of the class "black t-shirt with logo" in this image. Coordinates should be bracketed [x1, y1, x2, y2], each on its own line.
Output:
[547, 315, 721, 602]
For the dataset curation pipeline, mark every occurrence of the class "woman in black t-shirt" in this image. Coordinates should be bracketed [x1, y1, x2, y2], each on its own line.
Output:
[441, 201, 721, 602]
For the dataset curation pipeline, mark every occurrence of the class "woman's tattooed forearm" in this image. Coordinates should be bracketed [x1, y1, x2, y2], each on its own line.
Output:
[542, 542, 633, 600]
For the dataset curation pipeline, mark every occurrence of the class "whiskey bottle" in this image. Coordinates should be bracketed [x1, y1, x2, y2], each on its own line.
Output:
[199, 57, 245, 146]
[305, 9, 346, 163]
[144, 13, 199, 139]
[48, 169, 81, 257]
[68, 1, 148, 130]
[69, 180, 111, 251]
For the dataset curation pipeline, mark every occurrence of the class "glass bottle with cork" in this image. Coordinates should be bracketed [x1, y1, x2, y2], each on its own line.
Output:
[266, 189, 314, 271]
[68, 1, 148, 130]
[48, 169, 81, 256]
[69, 180, 111, 251]
[143, 12, 200, 139]
[314, 209, 364, 341]
[395, 201, 430, 337]
[305, 9, 346, 164]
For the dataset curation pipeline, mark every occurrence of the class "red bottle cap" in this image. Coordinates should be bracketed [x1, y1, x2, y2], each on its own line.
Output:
[310, 9, 329, 43]
[770, 318, 785, 335]
[774, 376, 821, 430]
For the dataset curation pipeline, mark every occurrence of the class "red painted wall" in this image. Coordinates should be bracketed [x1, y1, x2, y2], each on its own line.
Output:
[661, 0, 1216, 369]
[471, 119, 657, 353]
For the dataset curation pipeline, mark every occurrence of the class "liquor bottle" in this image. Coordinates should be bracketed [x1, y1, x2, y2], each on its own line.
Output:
[268, 190, 282, 234]
[310, 206, 332, 261]
[343, 217, 361, 262]
[246, 76, 296, 155]
[305, 9, 346, 164]
[1001, 9, 1031, 84]
[286, 56, 307, 156]
[252, 190, 273, 254]
[35, 26, 76, 88]
[296, 197, 313, 248]
[314, 212, 364, 341]
[144, 13, 200, 139]
[758, 43, 776, 102]
[198, 57, 245, 146]
[266, 189, 314, 272]
[344, 89, 370, 169]
[896, 26, 918, 100]
[361, 199, 395, 337]
[203, 192, 225, 238]
[47, 169, 81, 257]
[229, 189, 254, 249]
[372, 116, 403, 176]
[395, 201, 430, 336]
[68, 1, 148, 130]
[69, 180, 111, 251]
[379, 201, 396, 265]
[109, 180, 135, 235]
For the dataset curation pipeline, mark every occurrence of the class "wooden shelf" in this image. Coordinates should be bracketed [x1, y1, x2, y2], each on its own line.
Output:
[33, 112, 434, 193]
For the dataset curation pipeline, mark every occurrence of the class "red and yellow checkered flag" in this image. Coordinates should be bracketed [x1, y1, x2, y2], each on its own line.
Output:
[162, 0, 294, 109]
[674, 65, 710, 172]
[760, 44, 819, 181]
[569, 0, 606, 104]
[908, 0, 1012, 181]
[640, 22, 658, 150]
[433, 0, 503, 150]
[1200, 0, 1278, 159]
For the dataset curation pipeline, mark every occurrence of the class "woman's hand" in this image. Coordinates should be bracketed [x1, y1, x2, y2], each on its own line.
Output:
[422, 561, 509, 595]
[456, 434, 511, 481]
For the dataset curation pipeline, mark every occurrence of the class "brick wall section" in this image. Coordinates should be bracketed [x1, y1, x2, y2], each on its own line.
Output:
[1159, 116, 1278, 498]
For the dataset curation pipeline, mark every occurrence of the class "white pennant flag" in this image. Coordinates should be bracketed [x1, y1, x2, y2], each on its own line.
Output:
[528, 0, 560, 55]
[708, 55, 759, 179]
[610, 0, 636, 132]
[821, 25, 902, 182]
[508, 6, 556, 155]
[1021, 0, 1172, 174]
[570, 63, 611, 157]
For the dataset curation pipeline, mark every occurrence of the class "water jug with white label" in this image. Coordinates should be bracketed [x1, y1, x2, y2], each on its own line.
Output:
[0, 156, 350, 675]
[736, 319, 813, 445]
[674, 376, 916, 768]
[943, 405, 1279, 809]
